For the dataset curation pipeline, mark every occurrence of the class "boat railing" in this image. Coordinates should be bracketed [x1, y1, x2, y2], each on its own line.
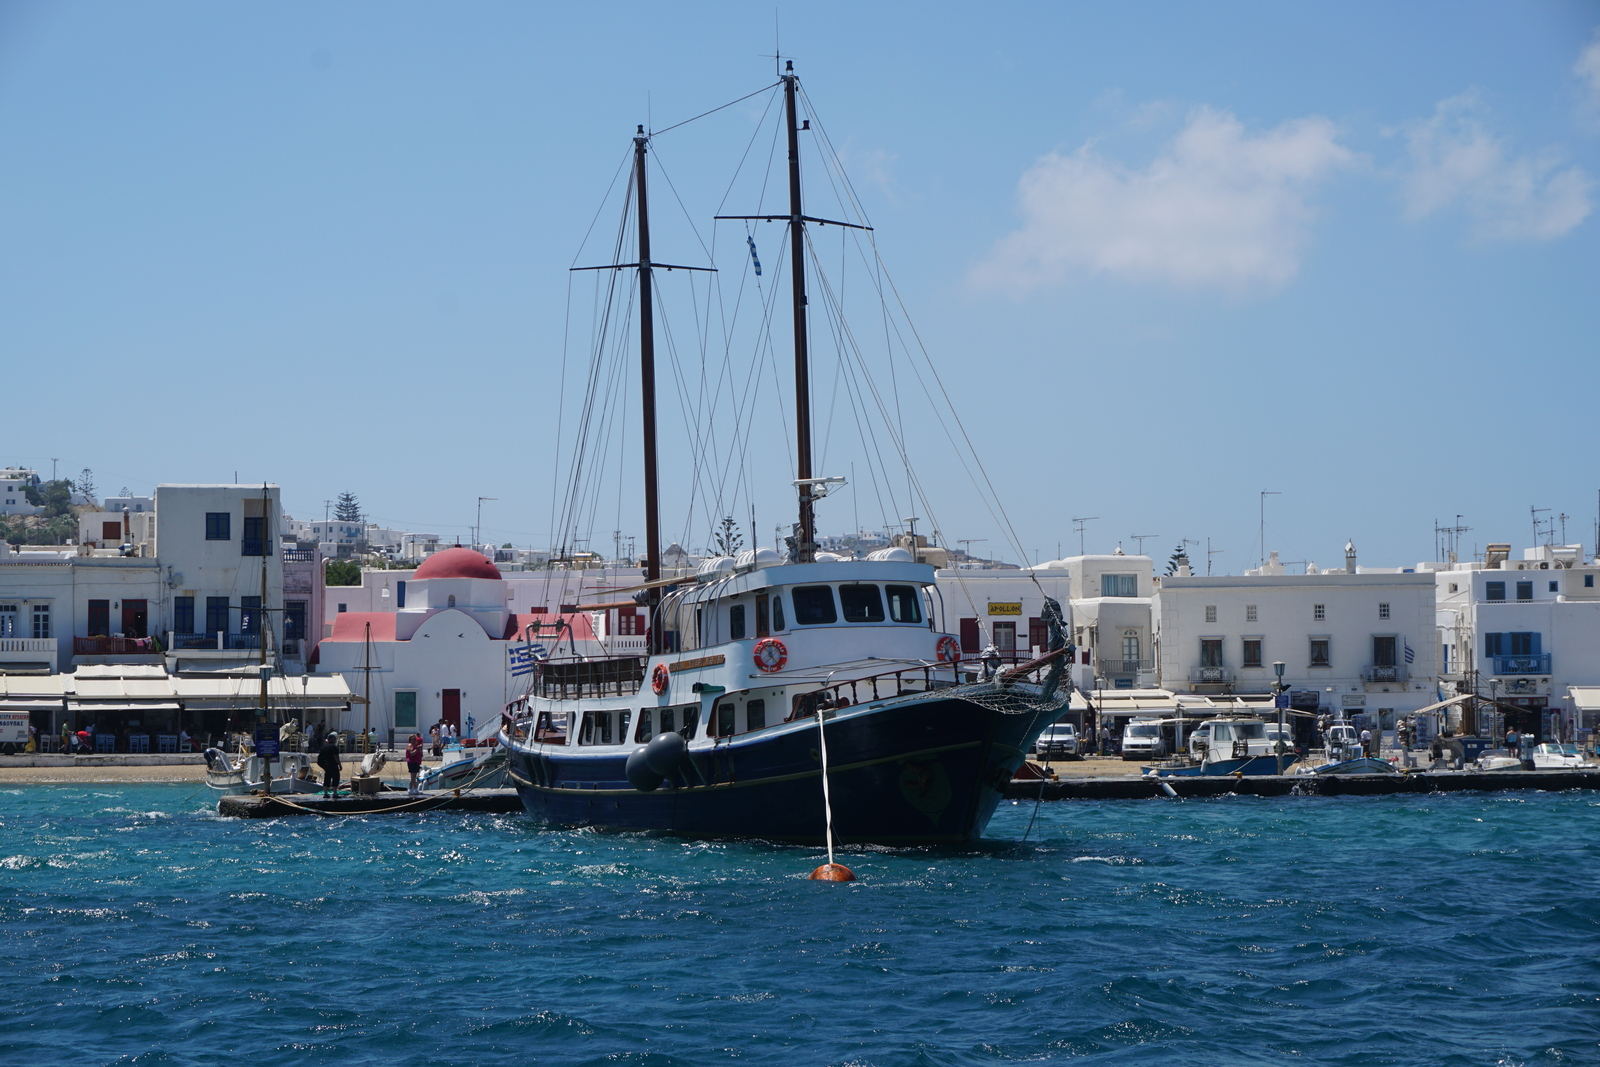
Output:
[536, 655, 646, 699]
[786, 657, 1063, 719]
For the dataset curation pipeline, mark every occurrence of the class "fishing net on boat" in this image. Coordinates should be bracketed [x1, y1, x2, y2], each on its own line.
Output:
[878, 678, 1072, 717]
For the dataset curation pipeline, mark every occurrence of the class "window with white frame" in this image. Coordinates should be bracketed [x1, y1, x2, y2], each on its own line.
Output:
[1205, 605, 1217, 623]
[32, 603, 50, 639]
[0, 604, 16, 637]
[1245, 604, 1257, 622]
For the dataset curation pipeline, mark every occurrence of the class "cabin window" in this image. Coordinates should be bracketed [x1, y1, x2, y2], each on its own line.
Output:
[729, 603, 747, 641]
[717, 700, 736, 738]
[839, 584, 885, 623]
[755, 595, 770, 637]
[771, 596, 786, 631]
[792, 586, 838, 625]
[617, 711, 631, 742]
[534, 710, 567, 743]
[659, 707, 675, 735]
[886, 585, 922, 623]
[635, 709, 653, 743]
[681, 706, 700, 740]
[746, 698, 766, 732]
[578, 711, 614, 745]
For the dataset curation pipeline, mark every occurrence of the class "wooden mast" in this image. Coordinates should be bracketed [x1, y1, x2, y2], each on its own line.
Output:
[634, 126, 664, 653]
[782, 64, 815, 564]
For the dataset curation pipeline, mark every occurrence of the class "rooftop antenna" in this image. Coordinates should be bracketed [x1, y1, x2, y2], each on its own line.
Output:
[1531, 505, 1550, 547]
[1130, 534, 1158, 556]
[1071, 516, 1099, 556]
[1259, 490, 1281, 569]
[958, 538, 986, 561]
[1207, 538, 1224, 576]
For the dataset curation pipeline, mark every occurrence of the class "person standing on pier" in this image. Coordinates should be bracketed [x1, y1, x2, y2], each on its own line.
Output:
[318, 733, 342, 797]
[405, 733, 424, 796]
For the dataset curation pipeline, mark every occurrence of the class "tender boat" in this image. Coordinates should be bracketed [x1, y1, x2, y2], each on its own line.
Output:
[1311, 756, 1399, 776]
[500, 65, 1068, 844]
[1528, 743, 1594, 770]
[419, 742, 508, 791]
[1146, 716, 1300, 777]
[204, 747, 321, 796]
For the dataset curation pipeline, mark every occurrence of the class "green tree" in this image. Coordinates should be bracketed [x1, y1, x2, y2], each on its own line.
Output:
[335, 492, 362, 523]
[23, 479, 73, 518]
[325, 559, 362, 586]
[74, 468, 96, 503]
[1166, 544, 1192, 576]
[712, 516, 744, 556]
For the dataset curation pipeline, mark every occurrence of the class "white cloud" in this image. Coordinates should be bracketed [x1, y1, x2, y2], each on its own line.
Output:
[971, 107, 1352, 293]
[1402, 94, 1592, 241]
[1577, 29, 1600, 110]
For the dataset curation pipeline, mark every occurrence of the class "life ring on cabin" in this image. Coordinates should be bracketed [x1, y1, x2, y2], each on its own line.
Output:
[936, 636, 961, 663]
[651, 663, 670, 695]
[753, 638, 788, 673]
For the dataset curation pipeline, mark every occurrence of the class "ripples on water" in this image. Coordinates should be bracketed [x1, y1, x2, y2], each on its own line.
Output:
[2, 785, 1598, 1066]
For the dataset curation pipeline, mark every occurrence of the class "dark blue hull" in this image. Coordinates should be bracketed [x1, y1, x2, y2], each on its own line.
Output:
[506, 695, 1057, 845]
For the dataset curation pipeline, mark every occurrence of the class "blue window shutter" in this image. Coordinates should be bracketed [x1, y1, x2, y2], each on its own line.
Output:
[397, 581, 406, 608]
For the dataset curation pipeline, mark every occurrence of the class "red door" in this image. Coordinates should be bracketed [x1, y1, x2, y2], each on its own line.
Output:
[959, 618, 980, 652]
[442, 689, 461, 730]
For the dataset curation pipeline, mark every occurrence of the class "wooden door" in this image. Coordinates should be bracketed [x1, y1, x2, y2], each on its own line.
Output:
[959, 617, 980, 652]
[442, 689, 461, 730]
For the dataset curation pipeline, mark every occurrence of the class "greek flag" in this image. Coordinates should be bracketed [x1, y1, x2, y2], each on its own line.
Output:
[747, 235, 762, 276]
[1403, 639, 1415, 665]
[509, 643, 548, 677]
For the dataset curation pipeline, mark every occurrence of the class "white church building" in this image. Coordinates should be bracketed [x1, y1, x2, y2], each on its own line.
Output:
[313, 548, 603, 744]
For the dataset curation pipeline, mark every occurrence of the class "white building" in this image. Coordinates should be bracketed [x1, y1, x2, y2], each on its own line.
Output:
[1154, 544, 1440, 738]
[315, 548, 613, 743]
[1434, 542, 1600, 742]
[0, 468, 42, 517]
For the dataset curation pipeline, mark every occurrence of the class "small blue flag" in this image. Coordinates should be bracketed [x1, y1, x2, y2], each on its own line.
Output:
[746, 235, 762, 276]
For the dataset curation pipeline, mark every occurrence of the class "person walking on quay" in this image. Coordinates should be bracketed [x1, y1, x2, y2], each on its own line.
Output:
[405, 733, 425, 796]
[317, 733, 343, 797]
[60, 721, 72, 754]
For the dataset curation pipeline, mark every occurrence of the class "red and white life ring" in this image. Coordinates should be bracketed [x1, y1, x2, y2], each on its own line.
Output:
[936, 635, 961, 663]
[753, 638, 788, 673]
[651, 663, 670, 695]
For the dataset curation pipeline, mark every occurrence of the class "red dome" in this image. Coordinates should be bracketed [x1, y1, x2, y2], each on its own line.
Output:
[413, 547, 503, 581]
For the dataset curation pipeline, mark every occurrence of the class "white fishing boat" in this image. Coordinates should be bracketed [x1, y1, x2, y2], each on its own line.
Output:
[204, 747, 321, 796]
[1528, 743, 1594, 770]
[419, 742, 508, 791]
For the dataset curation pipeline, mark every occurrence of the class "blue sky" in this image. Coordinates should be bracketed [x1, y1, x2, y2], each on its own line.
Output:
[2, 2, 1597, 570]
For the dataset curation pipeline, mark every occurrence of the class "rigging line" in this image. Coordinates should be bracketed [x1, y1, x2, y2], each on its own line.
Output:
[713, 86, 783, 217]
[870, 246, 1035, 573]
[651, 81, 782, 138]
[645, 142, 718, 268]
[568, 147, 636, 269]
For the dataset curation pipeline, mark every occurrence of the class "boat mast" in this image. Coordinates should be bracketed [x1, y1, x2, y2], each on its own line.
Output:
[634, 126, 664, 651]
[783, 64, 816, 564]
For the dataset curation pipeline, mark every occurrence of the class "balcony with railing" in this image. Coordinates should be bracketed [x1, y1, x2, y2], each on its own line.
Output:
[1097, 658, 1154, 675]
[1188, 665, 1234, 684]
[73, 636, 152, 655]
[0, 636, 55, 660]
[1361, 664, 1412, 683]
[169, 632, 263, 651]
[1490, 653, 1551, 676]
[281, 547, 317, 562]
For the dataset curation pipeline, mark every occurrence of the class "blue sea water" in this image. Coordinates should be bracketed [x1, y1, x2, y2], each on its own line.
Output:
[2, 785, 1598, 1067]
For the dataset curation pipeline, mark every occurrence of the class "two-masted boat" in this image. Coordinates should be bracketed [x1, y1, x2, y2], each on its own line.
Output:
[500, 64, 1070, 844]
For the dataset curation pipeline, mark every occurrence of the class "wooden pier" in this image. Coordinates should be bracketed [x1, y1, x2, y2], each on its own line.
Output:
[1004, 768, 1600, 801]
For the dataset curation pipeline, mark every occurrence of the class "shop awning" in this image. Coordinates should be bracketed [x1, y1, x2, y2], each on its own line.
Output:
[0, 697, 63, 711]
[66, 701, 182, 714]
[1405, 693, 1473, 717]
[1568, 687, 1600, 712]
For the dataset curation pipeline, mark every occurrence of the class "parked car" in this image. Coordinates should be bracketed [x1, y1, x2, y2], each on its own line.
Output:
[1033, 722, 1079, 759]
[1121, 719, 1168, 761]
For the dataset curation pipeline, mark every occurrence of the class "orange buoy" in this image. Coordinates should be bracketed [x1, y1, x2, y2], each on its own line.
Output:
[808, 863, 856, 882]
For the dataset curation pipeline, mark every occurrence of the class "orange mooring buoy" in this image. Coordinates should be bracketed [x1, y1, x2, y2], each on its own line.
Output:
[808, 863, 856, 882]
